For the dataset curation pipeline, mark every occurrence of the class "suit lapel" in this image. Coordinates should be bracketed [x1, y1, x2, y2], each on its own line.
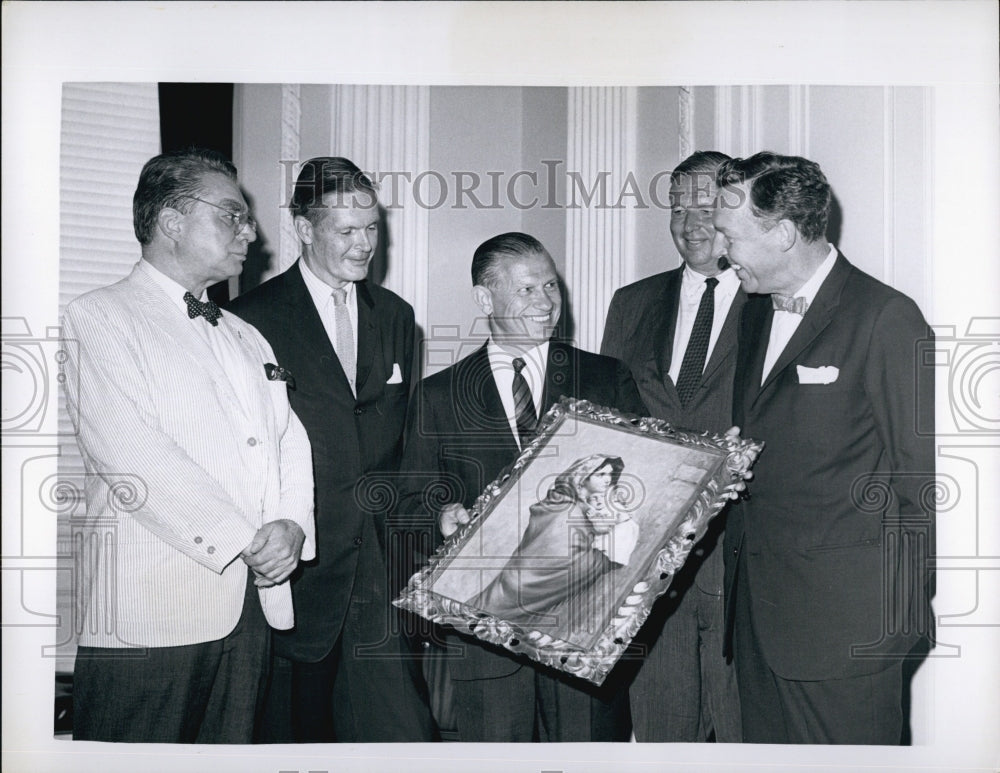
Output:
[355, 281, 378, 396]
[542, 340, 578, 417]
[130, 267, 247, 417]
[466, 344, 520, 453]
[282, 262, 354, 397]
[700, 288, 746, 385]
[757, 255, 851, 400]
[734, 293, 772, 425]
[653, 269, 683, 380]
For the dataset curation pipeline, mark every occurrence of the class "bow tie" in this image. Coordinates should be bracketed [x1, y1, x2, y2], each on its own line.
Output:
[772, 294, 809, 316]
[184, 292, 221, 326]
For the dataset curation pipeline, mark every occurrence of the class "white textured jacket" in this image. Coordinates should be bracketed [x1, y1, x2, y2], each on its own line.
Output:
[62, 261, 315, 648]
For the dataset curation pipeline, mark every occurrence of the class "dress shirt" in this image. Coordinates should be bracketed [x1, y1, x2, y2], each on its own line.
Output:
[140, 260, 254, 416]
[668, 266, 741, 385]
[487, 339, 549, 450]
[299, 258, 359, 366]
[761, 244, 838, 383]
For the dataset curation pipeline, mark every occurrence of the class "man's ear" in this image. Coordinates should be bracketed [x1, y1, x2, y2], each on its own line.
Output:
[471, 284, 493, 316]
[775, 219, 798, 252]
[157, 207, 184, 242]
[294, 215, 313, 245]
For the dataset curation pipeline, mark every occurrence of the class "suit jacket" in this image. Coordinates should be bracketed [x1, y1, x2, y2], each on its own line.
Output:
[227, 261, 414, 662]
[601, 267, 745, 594]
[62, 261, 315, 649]
[395, 340, 646, 679]
[727, 253, 935, 681]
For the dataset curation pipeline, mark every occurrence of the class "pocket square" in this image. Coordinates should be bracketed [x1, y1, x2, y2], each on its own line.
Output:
[386, 362, 404, 385]
[264, 362, 296, 390]
[797, 365, 839, 385]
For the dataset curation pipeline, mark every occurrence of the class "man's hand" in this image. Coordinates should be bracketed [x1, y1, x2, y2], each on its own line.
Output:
[241, 519, 305, 587]
[439, 503, 471, 538]
[723, 425, 754, 500]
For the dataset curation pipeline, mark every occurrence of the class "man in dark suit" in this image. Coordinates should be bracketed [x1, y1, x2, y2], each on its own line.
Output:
[395, 232, 646, 742]
[601, 151, 743, 742]
[713, 152, 934, 744]
[227, 156, 434, 742]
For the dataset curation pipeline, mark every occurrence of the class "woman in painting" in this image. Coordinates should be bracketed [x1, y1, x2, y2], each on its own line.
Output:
[470, 454, 640, 635]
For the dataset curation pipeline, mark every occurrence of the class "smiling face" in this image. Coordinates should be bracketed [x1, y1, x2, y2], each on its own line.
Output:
[712, 182, 793, 295]
[669, 173, 721, 276]
[176, 171, 257, 290]
[475, 250, 562, 349]
[296, 190, 379, 289]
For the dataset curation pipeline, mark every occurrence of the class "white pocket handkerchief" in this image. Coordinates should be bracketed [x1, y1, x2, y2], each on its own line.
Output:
[797, 365, 839, 385]
[386, 362, 404, 384]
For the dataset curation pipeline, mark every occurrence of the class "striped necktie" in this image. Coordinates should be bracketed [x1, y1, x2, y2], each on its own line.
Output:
[512, 357, 537, 448]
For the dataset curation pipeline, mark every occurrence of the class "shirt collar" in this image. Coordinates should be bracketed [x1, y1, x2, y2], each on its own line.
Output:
[139, 259, 202, 314]
[487, 339, 549, 372]
[792, 243, 838, 305]
[299, 257, 356, 307]
[681, 264, 740, 295]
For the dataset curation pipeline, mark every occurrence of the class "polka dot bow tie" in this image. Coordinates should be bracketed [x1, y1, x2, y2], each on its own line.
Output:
[183, 292, 221, 326]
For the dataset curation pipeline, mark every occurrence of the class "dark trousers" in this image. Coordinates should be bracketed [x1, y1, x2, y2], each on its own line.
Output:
[73, 572, 269, 743]
[450, 665, 631, 742]
[733, 552, 904, 744]
[256, 605, 435, 742]
[629, 576, 741, 742]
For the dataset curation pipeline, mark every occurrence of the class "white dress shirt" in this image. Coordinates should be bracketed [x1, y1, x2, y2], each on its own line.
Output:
[668, 266, 742, 385]
[299, 258, 359, 363]
[487, 339, 549, 450]
[761, 244, 839, 383]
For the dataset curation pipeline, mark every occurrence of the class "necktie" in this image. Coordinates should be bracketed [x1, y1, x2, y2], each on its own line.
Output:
[675, 276, 718, 407]
[772, 294, 809, 315]
[331, 287, 356, 394]
[511, 357, 538, 448]
[183, 292, 221, 326]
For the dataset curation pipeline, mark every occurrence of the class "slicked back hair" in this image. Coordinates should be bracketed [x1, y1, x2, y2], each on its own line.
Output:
[716, 151, 831, 243]
[471, 232, 551, 288]
[670, 150, 732, 185]
[291, 156, 378, 224]
[132, 148, 237, 245]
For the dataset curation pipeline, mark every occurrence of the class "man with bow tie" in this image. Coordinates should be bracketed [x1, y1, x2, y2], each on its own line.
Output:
[62, 148, 316, 743]
[713, 152, 935, 744]
[226, 157, 434, 742]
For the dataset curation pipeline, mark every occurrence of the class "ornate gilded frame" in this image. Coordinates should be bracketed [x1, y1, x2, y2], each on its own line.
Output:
[394, 397, 763, 685]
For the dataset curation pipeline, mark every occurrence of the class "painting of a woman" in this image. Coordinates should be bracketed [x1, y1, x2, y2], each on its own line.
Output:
[469, 454, 639, 637]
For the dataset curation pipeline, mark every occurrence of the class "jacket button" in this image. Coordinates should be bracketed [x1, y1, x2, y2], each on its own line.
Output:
[354, 537, 363, 546]
[354, 407, 364, 416]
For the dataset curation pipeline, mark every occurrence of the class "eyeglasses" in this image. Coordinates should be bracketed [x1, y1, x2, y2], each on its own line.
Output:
[179, 195, 257, 235]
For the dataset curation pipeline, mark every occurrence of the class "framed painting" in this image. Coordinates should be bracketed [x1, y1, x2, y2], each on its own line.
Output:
[394, 397, 763, 685]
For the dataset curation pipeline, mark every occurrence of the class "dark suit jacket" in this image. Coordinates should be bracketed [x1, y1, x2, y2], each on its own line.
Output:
[227, 261, 415, 662]
[601, 267, 745, 595]
[727, 253, 935, 681]
[395, 340, 646, 680]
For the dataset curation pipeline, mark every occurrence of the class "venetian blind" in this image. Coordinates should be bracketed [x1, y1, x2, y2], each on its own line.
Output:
[57, 82, 160, 670]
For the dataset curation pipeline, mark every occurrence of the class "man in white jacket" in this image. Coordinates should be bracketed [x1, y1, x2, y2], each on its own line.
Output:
[62, 148, 315, 743]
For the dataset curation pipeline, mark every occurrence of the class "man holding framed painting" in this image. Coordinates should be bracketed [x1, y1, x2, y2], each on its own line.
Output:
[395, 232, 647, 742]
